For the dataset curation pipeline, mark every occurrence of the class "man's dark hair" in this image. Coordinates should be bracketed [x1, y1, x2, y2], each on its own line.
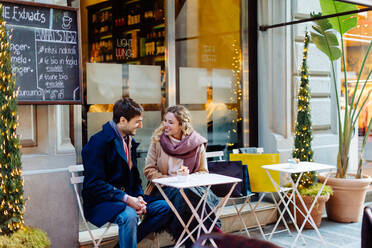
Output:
[113, 97, 143, 123]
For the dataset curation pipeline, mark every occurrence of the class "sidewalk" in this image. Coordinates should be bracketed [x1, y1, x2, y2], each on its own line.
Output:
[236, 204, 368, 248]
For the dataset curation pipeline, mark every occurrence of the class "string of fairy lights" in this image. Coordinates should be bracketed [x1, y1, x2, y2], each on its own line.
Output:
[0, 4, 24, 235]
[292, 31, 316, 189]
[226, 40, 242, 147]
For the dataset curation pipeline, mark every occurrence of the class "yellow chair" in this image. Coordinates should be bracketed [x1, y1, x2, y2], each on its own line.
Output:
[229, 154, 280, 193]
[229, 153, 291, 239]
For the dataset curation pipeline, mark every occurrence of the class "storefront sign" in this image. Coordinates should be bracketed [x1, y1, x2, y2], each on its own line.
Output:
[1, 0, 82, 104]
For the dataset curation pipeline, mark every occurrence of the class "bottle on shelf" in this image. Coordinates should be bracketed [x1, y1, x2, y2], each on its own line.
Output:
[127, 5, 140, 26]
[115, 17, 125, 27]
[131, 31, 138, 59]
[152, 31, 157, 56]
[156, 31, 165, 56]
[140, 36, 146, 57]
[145, 33, 150, 56]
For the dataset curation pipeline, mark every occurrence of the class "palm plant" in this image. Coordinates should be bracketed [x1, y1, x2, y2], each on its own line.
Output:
[310, 0, 372, 178]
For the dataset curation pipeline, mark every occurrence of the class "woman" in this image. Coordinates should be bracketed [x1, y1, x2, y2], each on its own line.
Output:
[144, 105, 221, 246]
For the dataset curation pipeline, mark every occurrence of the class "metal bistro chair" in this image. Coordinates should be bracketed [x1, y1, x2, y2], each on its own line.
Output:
[230, 150, 293, 241]
[68, 164, 113, 248]
[205, 151, 266, 239]
[69, 165, 160, 248]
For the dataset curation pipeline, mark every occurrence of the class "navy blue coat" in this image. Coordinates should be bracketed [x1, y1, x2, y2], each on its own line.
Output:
[82, 122, 144, 227]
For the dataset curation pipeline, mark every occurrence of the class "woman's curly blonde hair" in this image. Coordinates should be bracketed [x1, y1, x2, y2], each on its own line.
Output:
[151, 105, 194, 143]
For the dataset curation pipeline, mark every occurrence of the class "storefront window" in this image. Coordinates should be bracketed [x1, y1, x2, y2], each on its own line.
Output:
[82, 0, 247, 182]
[174, 0, 243, 149]
[83, 0, 246, 150]
[83, 0, 166, 153]
[343, 10, 372, 136]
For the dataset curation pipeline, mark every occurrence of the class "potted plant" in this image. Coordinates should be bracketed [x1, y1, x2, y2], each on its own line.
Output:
[0, 5, 50, 246]
[291, 183, 333, 229]
[0, 226, 50, 248]
[289, 31, 333, 229]
[310, 0, 372, 222]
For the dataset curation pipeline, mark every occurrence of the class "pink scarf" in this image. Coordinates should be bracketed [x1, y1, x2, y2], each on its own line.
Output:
[159, 131, 208, 173]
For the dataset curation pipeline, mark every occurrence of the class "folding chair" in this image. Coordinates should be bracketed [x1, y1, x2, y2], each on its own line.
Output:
[205, 151, 265, 239]
[229, 153, 292, 240]
[68, 164, 112, 248]
[69, 165, 161, 248]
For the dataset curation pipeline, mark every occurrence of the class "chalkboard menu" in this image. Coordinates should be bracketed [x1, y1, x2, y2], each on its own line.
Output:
[1, 0, 82, 104]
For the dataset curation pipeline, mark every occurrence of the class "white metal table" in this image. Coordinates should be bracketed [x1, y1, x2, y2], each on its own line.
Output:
[152, 173, 241, 248]
[262, 162, 335, 248]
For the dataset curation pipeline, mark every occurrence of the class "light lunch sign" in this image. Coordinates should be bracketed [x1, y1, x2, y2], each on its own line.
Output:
[1, 0, 82, 104]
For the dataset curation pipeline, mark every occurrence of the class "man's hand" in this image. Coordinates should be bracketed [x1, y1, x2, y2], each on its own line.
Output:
[137, 196, 147, 214]
[125, 195, 147, 214]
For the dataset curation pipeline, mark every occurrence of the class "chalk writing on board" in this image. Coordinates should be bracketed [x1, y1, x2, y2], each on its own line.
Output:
[2, 1, 81, 104]
[3, 5, 47, 25]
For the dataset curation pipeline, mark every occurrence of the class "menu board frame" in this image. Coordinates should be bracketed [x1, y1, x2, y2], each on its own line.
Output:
[1, 0, 83, 105]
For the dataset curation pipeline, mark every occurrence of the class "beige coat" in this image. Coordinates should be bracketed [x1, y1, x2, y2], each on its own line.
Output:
[144, 141, 208, 194]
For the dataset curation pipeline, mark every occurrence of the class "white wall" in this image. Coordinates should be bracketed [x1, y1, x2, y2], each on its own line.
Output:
[257, 0, 358, 169]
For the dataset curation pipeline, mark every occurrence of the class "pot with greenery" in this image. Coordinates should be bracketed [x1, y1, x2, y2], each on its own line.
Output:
[310, 0, 372, 223]
[0, 5, 50, 246]
[290, 183, 333, 229]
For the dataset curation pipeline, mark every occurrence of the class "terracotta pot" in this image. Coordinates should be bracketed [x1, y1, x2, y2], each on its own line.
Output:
[290, 194, 329, 229]
[318, 173, 372, 223]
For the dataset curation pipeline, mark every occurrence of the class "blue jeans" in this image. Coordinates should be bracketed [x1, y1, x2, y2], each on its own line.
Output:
[113, 199, 171, 248]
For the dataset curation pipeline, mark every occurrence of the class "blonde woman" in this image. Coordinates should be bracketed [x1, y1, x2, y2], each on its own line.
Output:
[144, 105, 221, 247]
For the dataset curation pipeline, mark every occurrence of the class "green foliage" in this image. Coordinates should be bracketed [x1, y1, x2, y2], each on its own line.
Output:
[310, 14, 342, 61]
[0, 5, 24, 234]
[298, 183, 333, 197]
[0, 226, 50, 248]
[292, 32, 316, 190]
[319, 0, 358, 34]
[311, 0, 371, 178]
[293, 32, 314, 163]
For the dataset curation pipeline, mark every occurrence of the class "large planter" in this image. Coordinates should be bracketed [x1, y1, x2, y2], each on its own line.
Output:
[290, 194, 330, 229]
[319, 173, 372, 223]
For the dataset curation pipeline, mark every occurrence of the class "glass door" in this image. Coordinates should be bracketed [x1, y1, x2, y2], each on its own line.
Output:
[169, 0, 249, 150]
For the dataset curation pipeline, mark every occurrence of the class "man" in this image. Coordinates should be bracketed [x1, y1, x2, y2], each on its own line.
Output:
[82, 97, 171, 248]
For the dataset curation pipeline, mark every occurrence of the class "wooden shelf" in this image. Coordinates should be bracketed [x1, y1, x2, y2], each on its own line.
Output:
[91, 32, 113, 41]
[114, 23, 141, 33]
[88, 0, 165, 65]
[91, 21, 112, 27]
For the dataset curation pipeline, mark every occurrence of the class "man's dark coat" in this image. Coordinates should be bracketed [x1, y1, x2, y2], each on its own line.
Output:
[82, 122, 144, 227]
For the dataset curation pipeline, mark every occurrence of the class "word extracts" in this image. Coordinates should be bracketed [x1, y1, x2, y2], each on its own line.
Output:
[3, 5, 47, 25]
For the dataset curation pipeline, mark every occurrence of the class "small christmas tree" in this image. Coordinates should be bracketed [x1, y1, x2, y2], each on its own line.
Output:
[292, 31, 316, 189]
[0, 5, 24, 235]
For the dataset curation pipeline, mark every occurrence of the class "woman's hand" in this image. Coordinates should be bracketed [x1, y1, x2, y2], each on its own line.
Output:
[178, 166, 189, 173]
